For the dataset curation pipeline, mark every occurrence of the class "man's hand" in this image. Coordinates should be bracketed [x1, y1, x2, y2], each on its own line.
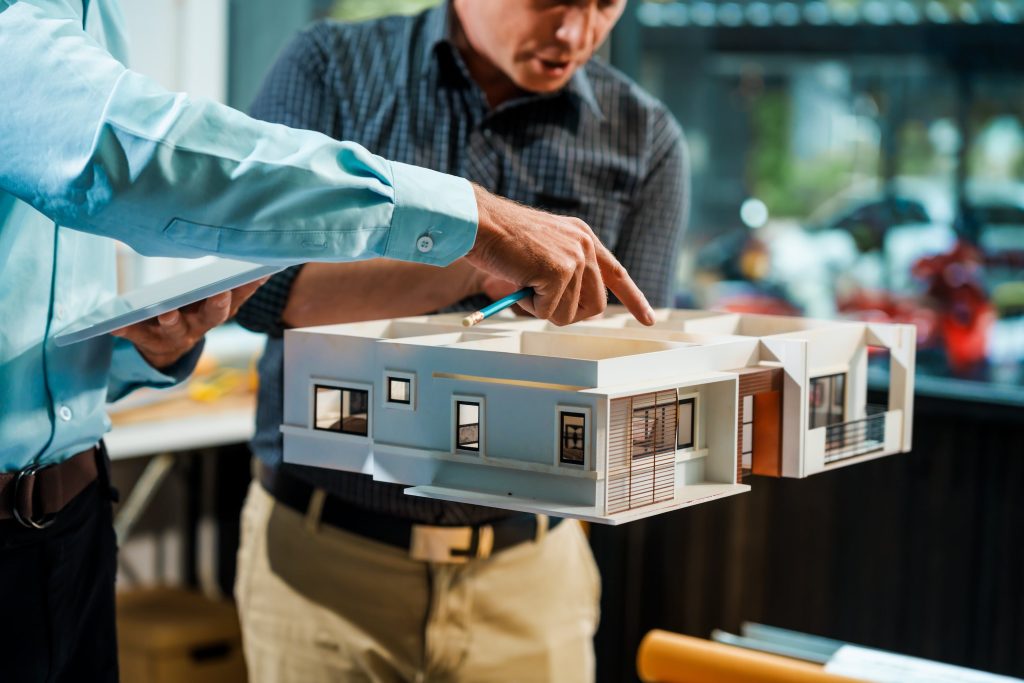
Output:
[465, 185, 655, 326]
[111, 279, 267, 370]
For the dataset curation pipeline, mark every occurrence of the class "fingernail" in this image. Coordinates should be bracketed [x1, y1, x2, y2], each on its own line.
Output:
[645, 307, 656, 325]
[159, 311, 180, 325]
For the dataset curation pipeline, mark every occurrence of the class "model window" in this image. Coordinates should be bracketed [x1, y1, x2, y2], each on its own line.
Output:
[632, 399, 675, 458]
[809, 374, 846, 429]
[456, 400, 481, 452]
[387, 377, 411, 404]
[677, 397, 695, 450]
[741, 394, 754, 471]
[314, 385, 369, 436]
[559, 412, 586, 466]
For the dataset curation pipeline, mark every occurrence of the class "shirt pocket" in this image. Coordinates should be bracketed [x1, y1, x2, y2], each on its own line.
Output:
[531, 191, 631, 251]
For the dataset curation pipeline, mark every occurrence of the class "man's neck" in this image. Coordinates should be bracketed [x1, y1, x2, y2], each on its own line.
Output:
[449, 9, 524, 109]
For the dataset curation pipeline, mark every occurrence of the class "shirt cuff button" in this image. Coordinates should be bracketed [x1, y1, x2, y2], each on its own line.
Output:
[416, 235, 435, 254]
[58, 405, 73, 422]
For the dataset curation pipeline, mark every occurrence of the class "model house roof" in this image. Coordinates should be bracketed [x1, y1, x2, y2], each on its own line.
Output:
[287, 307, 878, 387]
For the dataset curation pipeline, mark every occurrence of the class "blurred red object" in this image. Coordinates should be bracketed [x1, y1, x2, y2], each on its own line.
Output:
[912, 241, 993, 372]
[720, 295, 801, 317]
[837, 290, 938, 348]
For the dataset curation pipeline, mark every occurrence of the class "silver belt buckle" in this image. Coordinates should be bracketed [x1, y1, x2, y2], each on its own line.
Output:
[13, 464, 57, 530]
[409, 524, 494, 563]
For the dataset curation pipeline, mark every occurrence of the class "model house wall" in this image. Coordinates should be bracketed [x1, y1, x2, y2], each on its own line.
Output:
[281, 308, 916, 524]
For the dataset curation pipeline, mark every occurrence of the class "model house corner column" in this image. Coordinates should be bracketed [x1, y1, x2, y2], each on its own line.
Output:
[596, 398, 610, 516]
[849, 338, 869, 421]
[867, 322, 916, 452]
[890, 324, 916, 452]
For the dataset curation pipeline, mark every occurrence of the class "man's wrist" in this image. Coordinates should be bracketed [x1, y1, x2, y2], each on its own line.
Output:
[465, 184, 501, 266]
[142, 338, 206, 380]
[136, 345, 191, 372]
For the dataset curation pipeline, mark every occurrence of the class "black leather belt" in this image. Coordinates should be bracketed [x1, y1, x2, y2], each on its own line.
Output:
[257, 463, 561, 562]
[0, 444, 107, 529]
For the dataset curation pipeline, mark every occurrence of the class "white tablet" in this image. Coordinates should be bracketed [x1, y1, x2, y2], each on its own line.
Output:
[53, 258, 286, 347]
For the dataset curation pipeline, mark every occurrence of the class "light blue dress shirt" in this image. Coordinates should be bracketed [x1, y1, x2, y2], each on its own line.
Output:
[0, 0, 479, 472]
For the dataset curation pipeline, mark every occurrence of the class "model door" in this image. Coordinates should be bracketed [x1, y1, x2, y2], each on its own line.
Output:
[752, 391, 782, 477]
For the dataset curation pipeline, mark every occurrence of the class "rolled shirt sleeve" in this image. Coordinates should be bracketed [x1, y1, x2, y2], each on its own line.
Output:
[105, 336, 206, 403]
[0, 0, 478, 267]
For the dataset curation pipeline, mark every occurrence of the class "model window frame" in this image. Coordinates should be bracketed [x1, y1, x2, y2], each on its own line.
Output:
[741, 394, 754, 471]
[676, 392, 699, 451]
[555, 405, 591, 469]
[452, 394, 485, 456]
[631, 396, 676, 460]
[808, 373, 847, 430]
[382, 370, 416, 411]
[310, 379, 373, 439]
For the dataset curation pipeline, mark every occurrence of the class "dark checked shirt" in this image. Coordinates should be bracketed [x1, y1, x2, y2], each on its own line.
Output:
[235, 1, 689, 524]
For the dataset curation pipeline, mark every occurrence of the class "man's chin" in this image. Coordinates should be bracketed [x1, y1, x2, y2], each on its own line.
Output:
[516, 72, 575, 95]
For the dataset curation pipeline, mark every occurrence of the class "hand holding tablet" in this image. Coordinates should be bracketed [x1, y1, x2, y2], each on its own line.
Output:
[110, 278, 269, 369]
[54, 258, 285, 347]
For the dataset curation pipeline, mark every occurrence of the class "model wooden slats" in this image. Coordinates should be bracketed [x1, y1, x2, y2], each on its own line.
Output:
[607, 397, 632, 514]
[736, 367, 781, 395]
[652, 390, 676, 508]
[608, 391, 677, 514]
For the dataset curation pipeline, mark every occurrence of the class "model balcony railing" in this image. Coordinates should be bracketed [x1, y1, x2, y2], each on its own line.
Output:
[824, 404, 887, 463]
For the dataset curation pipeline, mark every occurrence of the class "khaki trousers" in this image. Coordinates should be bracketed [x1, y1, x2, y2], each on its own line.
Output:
[234, 482, 601, 683]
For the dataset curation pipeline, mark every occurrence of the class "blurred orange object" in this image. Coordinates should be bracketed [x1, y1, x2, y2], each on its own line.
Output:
[187, 367, 249, 402]
[637, 630, 868, 683]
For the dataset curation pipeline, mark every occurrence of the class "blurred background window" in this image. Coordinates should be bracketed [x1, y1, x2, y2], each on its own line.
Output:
[614, 0, 1024, 388]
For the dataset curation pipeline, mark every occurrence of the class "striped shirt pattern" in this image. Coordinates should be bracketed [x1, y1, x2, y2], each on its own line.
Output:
[236, 1, 689, 524]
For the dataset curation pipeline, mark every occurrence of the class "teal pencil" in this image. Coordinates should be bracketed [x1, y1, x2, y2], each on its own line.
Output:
[462, 288, 533, 327]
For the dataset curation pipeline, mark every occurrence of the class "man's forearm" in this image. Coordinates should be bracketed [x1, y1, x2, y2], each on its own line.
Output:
[281, 259, 482, 328]
[1, 2, 477, 267]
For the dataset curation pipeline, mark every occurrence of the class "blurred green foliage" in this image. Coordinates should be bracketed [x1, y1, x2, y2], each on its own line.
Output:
[330, 0, 441, 22]
[898, 120, 942, 176]
[748, 91, 863, 219]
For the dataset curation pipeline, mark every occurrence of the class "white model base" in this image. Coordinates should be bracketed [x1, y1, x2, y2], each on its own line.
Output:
[404, 482, 751, 525]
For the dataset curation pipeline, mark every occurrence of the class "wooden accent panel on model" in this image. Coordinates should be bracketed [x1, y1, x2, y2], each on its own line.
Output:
[608, 391, 677, 515]
[734, 367, 784, 481]
[752, 392, 783, 477]
[736, 367, 782, 396]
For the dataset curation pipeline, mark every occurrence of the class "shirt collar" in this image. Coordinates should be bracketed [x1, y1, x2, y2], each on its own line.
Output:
[418, 2, 454, 76]
[566, 69, 604, 120]
[419, 1, 605, 121]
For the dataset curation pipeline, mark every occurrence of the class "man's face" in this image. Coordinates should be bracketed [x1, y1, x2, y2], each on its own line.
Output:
[454, 0, 627, 94]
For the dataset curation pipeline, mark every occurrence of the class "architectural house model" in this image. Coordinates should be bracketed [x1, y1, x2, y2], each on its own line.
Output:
[281, 308, 915, 524]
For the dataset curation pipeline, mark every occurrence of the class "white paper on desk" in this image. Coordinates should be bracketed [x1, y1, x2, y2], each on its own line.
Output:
[825, 645, 1022, 683]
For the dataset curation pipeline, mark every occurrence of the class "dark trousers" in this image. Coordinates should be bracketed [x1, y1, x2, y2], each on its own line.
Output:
[0, 481, 119, 683]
